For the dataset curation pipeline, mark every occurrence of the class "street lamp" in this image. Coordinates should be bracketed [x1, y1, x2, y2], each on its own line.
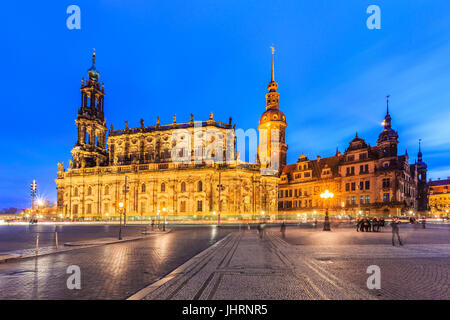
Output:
[162, 207, 167, 231]
[320, 189, 334, 231]
[118, 202, 124, 240]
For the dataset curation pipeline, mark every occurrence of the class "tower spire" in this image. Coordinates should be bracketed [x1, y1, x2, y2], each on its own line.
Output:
[418, 139, 423, 162]
[386, 95, 390, 115]
[270, 45, 275, 82]
[383, 95, 392, 129]
[265, 46, 279, 109]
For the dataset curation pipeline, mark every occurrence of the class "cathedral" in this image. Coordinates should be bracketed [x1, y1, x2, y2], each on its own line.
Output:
[55, 52, 282, 221]
[56, 51, 427, 221]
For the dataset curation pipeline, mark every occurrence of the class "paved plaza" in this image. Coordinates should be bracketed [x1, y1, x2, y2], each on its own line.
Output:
[0, 226, 230, 299]
[134, 224, 450, 300]
[0, 224, 448, 299]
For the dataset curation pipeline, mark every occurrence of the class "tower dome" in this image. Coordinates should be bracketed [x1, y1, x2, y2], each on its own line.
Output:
[87, 51, 99, 81]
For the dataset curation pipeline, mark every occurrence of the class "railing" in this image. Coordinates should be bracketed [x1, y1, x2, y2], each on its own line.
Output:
[64, 160, 262, 177]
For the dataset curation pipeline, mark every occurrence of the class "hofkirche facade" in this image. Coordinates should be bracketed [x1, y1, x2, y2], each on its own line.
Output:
[56, 52, 427, 221]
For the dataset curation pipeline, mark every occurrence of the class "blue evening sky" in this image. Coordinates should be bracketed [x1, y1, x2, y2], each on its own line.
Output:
[2, 1, 450, 208]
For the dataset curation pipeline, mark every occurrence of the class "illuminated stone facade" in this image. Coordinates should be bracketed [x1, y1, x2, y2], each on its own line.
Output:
[428, 178, 450, 216]
[55, 53, 279, 221]
[278, 99, 428, 217]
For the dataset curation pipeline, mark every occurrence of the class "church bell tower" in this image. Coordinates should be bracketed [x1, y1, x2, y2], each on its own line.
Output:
[258, 47, 288, 175]
[71, 51, 108, 168]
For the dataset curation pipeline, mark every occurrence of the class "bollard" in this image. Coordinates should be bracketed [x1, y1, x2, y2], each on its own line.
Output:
[55, 231, 59, 249]
[35, 233, 39, 255]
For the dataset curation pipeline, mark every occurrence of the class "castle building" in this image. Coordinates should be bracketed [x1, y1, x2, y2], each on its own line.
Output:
[55, 52, 279, 221]
[278, 97, 428, 217]
[428, 178, 450, 215]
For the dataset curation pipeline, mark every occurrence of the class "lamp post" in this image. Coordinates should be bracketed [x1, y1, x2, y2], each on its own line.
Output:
[123, 176, 129, 226]
[216, 172, 224, 227]
[320, 189, 334, 231]
[118, 202, 124, 240]
[157, 210, 160, 229]
[30, 180, 37, 220]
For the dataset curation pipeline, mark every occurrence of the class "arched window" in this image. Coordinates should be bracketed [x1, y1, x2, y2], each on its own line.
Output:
[161, 183, 166, 192]
[87, 186, 92, 196]
[197, 181, 203, 192]
[104, 185, 110, 195]
[181, 182, 186, 192]
[141, 183, 146, 193]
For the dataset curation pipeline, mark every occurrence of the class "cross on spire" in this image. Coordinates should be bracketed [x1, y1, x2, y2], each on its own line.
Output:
[270, 45, 275, 82]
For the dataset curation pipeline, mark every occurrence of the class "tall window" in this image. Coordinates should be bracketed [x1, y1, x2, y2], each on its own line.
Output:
[383, 193, 390, 202]
[180, 201, 186, 212]
[104, 185, 110, 195]
[197, 200, 203, 212]
[161, 183, 166, 192]
[140, 202, 146, 215]
[87, 186, 92, 196]
[197, 181, 203, 192]
[141, 183, 146, 193]
[73, 204, 78, 214]
[181, 182, 186, 192]
[365, 181, 370, 190]
[74, 187, 78, 197]
[87, 203, 92, 214]
[382, 178, 391, 188]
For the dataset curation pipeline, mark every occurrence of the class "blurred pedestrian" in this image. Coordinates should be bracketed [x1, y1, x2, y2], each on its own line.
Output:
[390, 217, 403, 246]
[356, 218, 362, 232]
[280, 221, 286, 239]
[372, 217, 379, 232]
[379, 217, 385, 232]
[421, 217, 426, 229]
[364, 218, 370, 232]
[257, 223, 263, 239]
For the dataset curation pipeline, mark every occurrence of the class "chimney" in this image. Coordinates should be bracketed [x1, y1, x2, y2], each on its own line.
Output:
[317, 155, 321, 162]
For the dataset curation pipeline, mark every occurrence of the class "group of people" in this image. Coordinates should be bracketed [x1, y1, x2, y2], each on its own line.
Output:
[356, 217, 385, 232]
[356, 217, 404, 246]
